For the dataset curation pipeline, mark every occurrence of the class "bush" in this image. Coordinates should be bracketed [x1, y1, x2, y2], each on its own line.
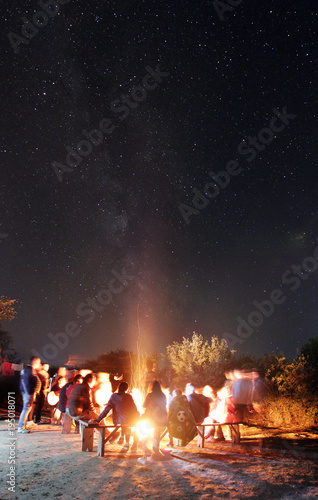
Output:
[166, 333, 234, 388]
[301, 337, 318, 389]
[253, 395, 318, 428]
[265, 354, 316, 399]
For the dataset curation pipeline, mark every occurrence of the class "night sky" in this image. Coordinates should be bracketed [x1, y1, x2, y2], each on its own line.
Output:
[1, 0, 317, 365]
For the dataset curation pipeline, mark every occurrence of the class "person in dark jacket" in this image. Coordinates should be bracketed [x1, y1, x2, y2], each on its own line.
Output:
[33, 363, 50, 423]
[67, 373, 98, 422]
[90, 381, 139, 450]
[27, 367, 41, 424]
[59, 374, 77, 414]
[185, 384, 212, 424]
[18, 356, 42, 433]
[60, 374, 83, 433]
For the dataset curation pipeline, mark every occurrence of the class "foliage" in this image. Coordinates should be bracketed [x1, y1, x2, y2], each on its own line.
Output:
[0, 296, 17, 324]
[0, 296, 18, 363]
[265, 354, 317, 398]
[253, 395, 318, 428]
[254, 352, 286, 378]
[166, 332, 234, 388]
[301, 337, 318, 375]
[226, 352, 257, 371]
[0, 329, 15, 357]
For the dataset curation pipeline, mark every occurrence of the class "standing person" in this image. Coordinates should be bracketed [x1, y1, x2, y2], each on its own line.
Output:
[18, 356, 42, 433]
[27, 365, 41, 424]
[138, 380, 167, 464]
[67, 373, 99, 423]
[232, 370, 254, 422]
[90, 381, 140, 450]
[33, 363, 50, 423]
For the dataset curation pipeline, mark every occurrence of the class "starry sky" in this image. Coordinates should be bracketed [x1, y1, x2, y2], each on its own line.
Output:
[1, 0, 317, 365]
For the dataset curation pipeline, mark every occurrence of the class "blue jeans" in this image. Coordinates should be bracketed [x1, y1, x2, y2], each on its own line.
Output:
[18, 393, 33, 429]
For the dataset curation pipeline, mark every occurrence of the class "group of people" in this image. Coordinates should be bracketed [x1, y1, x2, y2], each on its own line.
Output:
[18, 357, 267, 463]
[61, 373, 168, 464]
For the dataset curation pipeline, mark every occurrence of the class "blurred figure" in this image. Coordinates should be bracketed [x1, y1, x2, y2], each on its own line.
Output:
[18, 356, 41, 433]
[62, 374, 83, 433]
[59, 371, 78, 415]
[49, 376, 66, 424]
[185, 384, 212, 424]
[144, 358, 156, 393]
[204, 387, 225, 441]
[251, 369, 271, 403]
[33, 362, 50, 423]
[27, 363, 42, 424]
[50, 367, 68, 390]
[138, 380, 167, 464]
[59, 372, 78, 430]
[206, 386, 237, 441]
[67, 373, 99, 424]
[65, 374, 83, 405]
[232, 370, 254, 421]
[93, 372, 113, 411]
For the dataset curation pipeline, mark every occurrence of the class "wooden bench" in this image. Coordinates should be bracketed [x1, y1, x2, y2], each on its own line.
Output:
[160, 421, 243, 448]
[196, 422, 243, 447]
[78, 420, 121, 456]
[78, 420, 244, 456]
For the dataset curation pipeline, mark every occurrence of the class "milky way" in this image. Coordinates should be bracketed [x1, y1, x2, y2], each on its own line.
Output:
[1, 0, 317, 364]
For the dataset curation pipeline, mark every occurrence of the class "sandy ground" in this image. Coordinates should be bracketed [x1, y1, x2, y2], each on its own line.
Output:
[0, 421, 318, 500]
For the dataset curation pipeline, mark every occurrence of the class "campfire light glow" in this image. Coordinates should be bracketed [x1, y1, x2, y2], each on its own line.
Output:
[79, 369, 93, 378]
[136, 420, 153, 439]
[131, 388, 144, 415]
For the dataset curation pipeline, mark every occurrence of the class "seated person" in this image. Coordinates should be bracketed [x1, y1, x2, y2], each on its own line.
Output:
[185, 384, 212, 424]
[89, 381, 139, 450]
[168, 389, 197, 447]
[67, 373, 99, 425]
[60, 374, 83, 433]
[48, 376, 66, 425]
